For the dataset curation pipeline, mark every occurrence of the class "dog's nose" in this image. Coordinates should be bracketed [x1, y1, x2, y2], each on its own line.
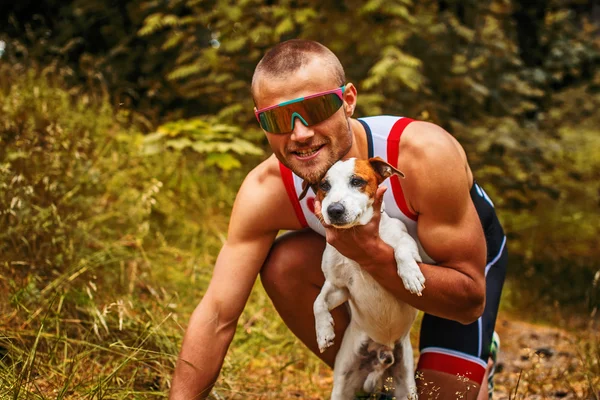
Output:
[327, 202, 345, 219]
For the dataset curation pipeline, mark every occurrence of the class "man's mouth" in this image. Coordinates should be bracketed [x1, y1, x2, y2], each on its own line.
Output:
[291, 144, 325, 159]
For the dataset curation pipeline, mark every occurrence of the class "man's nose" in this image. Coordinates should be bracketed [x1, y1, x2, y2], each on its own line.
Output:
[290, 116, 314, 142]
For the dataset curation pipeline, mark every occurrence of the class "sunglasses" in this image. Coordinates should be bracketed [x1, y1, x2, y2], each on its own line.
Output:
[255, 86, 346, 134]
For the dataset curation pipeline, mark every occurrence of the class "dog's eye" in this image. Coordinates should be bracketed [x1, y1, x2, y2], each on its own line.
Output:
[350, 177, 366, 187]
[319, 181, 331, 192]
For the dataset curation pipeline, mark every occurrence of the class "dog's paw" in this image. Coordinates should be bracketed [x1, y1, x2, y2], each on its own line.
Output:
[315, 316, 335, 353]
[397, 260, 426, 296]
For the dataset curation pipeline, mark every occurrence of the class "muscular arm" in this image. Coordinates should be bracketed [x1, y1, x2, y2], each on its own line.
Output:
[356, 122, 486, 324]
[169, 235, 275, 399]
[170, 157, 300, 399]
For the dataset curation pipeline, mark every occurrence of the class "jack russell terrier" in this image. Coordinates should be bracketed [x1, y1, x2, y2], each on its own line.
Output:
[301, 157, 425, 400]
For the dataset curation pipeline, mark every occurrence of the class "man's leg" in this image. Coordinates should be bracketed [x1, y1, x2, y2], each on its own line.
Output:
[416, 241, 508, 400]
[260, 228, 350, 368]
[415, 355, 492, 399]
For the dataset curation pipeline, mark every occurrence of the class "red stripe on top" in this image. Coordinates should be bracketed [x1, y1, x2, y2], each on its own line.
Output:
[417, 351, 486, 384]
[279, 162, 308, 228]
[387, 118, 418, 221]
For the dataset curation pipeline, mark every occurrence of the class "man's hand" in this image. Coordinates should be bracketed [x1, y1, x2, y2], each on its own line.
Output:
[314, 186, 389, 268]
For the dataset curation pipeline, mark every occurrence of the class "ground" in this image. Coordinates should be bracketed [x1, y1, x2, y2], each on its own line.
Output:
[492, 312, 598, 399]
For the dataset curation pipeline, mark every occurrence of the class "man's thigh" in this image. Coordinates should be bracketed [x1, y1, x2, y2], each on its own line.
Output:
[260, 229, 350, 367]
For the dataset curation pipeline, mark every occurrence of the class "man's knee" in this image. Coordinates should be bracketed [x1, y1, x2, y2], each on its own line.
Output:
[260, 229, 325, 290]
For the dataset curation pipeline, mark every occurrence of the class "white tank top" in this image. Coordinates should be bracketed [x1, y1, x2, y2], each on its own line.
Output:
[279, 116, 436, 263]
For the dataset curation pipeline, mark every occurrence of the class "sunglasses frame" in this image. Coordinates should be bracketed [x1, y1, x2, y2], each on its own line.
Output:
[254, 85, 346, 134]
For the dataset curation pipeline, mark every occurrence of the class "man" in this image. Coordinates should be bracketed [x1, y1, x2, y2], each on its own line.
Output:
[170, 39, 507, 399]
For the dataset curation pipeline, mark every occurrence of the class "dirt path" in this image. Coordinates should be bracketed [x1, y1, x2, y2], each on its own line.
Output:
[492, 312, 598, 399]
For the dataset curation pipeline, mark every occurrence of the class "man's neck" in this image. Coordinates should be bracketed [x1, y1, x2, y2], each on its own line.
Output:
[343, 118, 369, 161]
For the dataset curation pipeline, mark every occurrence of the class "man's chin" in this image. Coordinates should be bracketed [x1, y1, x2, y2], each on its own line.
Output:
[286, 159, 329, 184]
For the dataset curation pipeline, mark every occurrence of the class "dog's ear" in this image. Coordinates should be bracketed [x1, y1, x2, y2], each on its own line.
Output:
[299, 180, 318, 201]
[369, 156, 405, 184]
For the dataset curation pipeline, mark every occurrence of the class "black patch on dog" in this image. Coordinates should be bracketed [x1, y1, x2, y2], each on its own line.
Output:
[358, 341, 378, 372]
[393, 341, 404, 363]
[344, 368, 354, 379]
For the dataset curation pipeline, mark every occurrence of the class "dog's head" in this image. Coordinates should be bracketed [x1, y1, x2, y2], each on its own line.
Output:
[306, 157, 405, 228]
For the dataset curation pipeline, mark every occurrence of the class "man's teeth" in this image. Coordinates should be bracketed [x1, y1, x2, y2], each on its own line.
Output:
[296, 147, 320, 156]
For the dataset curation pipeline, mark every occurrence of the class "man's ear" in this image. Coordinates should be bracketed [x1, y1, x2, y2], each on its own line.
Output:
[343, 83, 357, 117]
[299, 180, 318, 201]
[369, 156, 405, 184]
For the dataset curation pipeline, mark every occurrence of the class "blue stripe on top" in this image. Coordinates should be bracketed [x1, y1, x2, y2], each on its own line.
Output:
[358, 119, 374, 158]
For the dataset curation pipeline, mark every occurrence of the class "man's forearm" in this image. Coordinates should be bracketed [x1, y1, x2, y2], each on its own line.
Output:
[170, 302, 237, 400]
[362, 241, 485, 324]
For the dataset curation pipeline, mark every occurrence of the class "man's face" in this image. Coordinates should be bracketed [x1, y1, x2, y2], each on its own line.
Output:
[253, 59, 356, 183]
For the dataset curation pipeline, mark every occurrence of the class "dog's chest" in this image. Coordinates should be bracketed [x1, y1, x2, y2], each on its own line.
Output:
[322, 245, 389, 302]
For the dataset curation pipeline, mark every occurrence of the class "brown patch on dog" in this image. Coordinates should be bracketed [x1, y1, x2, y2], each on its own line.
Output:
[314, 184, 326, 204]
[368, 156, 405, 182]
[354, 159, 381, 200]
[298, 180, 315, 201]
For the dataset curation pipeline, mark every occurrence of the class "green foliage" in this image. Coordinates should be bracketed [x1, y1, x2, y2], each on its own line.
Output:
[142, 116, 264, 170]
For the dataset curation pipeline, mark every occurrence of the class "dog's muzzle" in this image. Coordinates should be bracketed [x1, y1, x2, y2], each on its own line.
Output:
[327, 202, 346, 224]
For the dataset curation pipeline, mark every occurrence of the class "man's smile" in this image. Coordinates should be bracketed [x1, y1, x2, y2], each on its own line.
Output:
[290, 144, 326, 160]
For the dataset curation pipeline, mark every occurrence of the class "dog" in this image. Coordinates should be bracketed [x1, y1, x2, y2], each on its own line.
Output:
[305, 157, 425, 399]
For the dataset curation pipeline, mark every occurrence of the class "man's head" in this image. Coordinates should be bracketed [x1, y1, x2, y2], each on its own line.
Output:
[252, 40, 358, 183]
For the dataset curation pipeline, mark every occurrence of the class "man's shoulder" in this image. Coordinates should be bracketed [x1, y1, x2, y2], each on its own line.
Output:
[397, 120, 473, 209]
[402, 121, 454, 152]
[230, 155, 304, 237]
[397, 120, 468, 167]
[243, 154, 282, 187]
[237, 154, 286, 207]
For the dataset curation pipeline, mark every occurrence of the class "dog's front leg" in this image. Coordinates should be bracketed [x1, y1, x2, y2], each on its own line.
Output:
[387, 224, 425, 295]
[394, 244, 426, 296]
[314, 280, 349, 353]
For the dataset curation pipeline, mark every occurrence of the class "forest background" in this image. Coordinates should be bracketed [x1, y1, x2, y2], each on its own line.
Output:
[0, 0, 599, 398]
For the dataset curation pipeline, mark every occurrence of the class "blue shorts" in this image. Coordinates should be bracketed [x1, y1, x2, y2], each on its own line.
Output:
[417, 182, 508, 384]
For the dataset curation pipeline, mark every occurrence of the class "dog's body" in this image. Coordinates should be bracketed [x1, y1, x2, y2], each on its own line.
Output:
[310, 158, 425, 399]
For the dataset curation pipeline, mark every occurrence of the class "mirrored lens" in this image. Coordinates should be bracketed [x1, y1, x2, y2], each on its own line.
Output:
[258, 93, 344, 134]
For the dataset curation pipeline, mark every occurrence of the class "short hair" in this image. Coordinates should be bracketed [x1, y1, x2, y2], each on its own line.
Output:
[251, 40, 346, 101]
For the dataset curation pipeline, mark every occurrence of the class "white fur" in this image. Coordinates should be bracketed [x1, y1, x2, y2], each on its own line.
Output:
[313, 159, 425, 400]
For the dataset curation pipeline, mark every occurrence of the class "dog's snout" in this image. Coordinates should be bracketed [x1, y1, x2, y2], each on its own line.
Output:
[327, 202, 345, 220]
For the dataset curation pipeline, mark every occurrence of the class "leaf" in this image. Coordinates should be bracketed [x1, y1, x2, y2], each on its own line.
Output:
[360, 0, 384, 14]
[230, 138, 263, 156]
[165, 138, 193, 150]
[141, 142, 163, 156]
[205, 153, 241, 170]
[167, 64, 203, 81]
[275, 18, 295, 37]
[138, 13, 165, 36]
[142, 131, 166, 144]
[162, 31, 185, 50]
